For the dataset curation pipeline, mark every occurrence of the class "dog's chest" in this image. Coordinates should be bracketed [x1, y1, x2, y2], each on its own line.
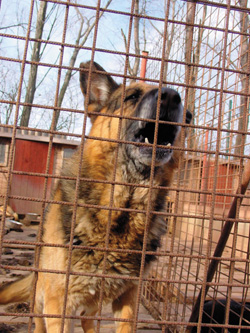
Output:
[70, 184, 167, 274]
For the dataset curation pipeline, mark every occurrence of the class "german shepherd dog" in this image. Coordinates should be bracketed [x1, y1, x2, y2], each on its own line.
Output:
[0, 61, 192, 332]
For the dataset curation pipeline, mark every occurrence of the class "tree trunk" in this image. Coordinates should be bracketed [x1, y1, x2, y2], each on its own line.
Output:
[132, 0, 140, 77]
[128, 0, 140, 83]
[162, 0, 176, 83]
[188, 6, 206, 120]
[185, 3, 206, 150]
[185, 1, 196, 149]
[234, 0, 249, 158]
[20, 1, 47, 127]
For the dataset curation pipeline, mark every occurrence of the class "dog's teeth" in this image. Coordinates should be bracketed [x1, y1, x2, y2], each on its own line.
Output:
[166, 143, 171, 148]
[145, 137, 149, 144]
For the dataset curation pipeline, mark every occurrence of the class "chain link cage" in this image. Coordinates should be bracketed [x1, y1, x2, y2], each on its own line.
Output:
[0, 0, 250, 332]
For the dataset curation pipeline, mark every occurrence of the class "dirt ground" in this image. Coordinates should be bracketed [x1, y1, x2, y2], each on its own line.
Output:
[0, 223, 160, 332]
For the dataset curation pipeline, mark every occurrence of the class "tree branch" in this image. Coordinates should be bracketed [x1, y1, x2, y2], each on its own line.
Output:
[20, 1, 48, 127]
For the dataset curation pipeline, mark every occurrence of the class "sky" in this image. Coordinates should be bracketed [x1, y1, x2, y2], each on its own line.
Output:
[0, 0, 167, 134]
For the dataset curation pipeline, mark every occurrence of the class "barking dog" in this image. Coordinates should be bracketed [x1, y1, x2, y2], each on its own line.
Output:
[0, 61, 192, 332]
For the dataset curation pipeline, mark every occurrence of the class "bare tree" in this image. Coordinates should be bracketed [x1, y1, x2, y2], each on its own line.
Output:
[187, 5, 206, 117]
[184, 2, 207, 150]
[20, 1, 47, 127]
[121, 0, 140, 82]
[185, 1, 196, 99]
[148, 0, 177, 84]
[234, 0, 249, 158]
[16, 0, 113, 131]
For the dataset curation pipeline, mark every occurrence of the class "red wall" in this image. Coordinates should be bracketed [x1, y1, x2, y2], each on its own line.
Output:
[10, 139, 55, 214]
[201, 161, 236, 209]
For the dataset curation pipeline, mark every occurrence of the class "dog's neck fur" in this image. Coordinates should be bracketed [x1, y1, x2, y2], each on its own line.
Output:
[60, 141, 173, 257]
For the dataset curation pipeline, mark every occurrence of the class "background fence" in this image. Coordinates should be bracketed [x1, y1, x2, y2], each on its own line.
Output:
[0, 0, 250, 332]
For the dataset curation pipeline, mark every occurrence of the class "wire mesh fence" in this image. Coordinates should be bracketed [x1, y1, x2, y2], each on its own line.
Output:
[0, 0, 250, 332]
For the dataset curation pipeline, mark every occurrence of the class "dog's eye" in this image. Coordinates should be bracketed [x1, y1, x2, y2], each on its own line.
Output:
[124, 91, 140, 103]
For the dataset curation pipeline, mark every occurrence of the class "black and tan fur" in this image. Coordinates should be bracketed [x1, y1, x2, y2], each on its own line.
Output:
[0, 61, 192, 332]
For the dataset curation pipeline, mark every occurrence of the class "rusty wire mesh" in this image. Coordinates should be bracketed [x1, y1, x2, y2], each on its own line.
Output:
[0, 0, 250, 332]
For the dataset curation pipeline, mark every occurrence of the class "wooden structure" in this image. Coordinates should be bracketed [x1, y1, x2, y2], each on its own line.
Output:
[0, 128, 79, 214]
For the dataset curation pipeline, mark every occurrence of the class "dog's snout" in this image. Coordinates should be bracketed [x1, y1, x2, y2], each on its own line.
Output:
[156, 87, 183, 122]
[157, 88, 181, 109]
[136, 87, 183, 124]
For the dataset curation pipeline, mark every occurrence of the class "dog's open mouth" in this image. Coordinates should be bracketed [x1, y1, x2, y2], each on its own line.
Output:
[134, 122, 176, 149]
[131, 121, 179, 165]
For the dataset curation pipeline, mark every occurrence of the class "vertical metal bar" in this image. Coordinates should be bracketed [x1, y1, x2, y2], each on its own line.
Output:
[226, 99, 232, 159]
[95, 0, 136, 330]
[163, 1, 197, 331]
[200, 126, 209, 204]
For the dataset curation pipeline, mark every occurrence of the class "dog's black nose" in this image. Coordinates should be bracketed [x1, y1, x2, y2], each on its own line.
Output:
[157, 87, 181, 108]
[154, 87, 182, 122]
[135, 87, 184, 124]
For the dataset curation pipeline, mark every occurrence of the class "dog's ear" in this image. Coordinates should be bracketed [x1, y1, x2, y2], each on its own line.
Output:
[79, 61, 119, 122]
